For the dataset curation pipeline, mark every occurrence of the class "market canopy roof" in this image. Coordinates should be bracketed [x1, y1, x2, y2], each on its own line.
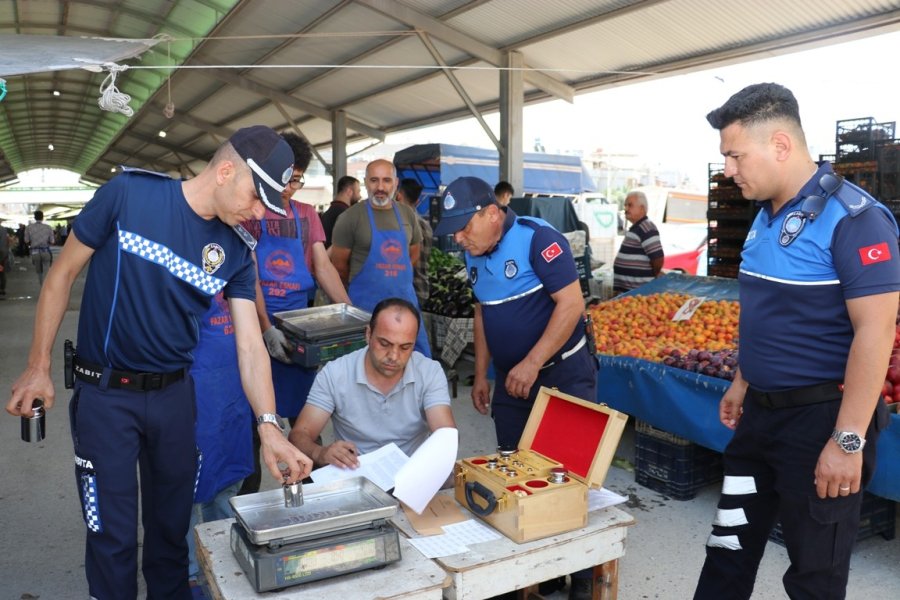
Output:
[1, 0, 899, 188]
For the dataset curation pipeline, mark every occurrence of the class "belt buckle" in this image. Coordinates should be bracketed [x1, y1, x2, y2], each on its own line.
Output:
[147, 373, 163, 390]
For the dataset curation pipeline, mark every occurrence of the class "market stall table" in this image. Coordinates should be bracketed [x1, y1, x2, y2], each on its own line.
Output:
[391, 490, 635, 600]
[595, 273, 900, 502]
[194, 519, 449, 600]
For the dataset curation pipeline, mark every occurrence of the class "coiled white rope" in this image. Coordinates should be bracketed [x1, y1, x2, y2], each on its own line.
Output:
[97, 63, 134, 116]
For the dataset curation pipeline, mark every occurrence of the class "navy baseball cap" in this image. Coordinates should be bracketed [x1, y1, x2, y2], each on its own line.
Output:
[229, 126, 294, 216]
[433, 177, 497, 236]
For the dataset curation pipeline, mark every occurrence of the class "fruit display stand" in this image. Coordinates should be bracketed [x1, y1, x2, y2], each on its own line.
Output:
[593, 273, 900, 502]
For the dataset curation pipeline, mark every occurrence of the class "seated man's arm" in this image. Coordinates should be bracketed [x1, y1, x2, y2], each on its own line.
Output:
[424, 404, 456, 431]
[288, 404, 360, 469]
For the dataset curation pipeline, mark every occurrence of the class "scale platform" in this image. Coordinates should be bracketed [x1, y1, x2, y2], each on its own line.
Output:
[229, 477, 401, 593]
[273, 304, 371, 367]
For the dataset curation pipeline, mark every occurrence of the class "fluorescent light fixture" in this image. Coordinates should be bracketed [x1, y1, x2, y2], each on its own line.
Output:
[48, 144, 54, 151]
[158, 130, 167, 138]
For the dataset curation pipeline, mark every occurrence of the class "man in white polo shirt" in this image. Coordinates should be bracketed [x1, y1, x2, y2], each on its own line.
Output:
[288, 297, 456, 466]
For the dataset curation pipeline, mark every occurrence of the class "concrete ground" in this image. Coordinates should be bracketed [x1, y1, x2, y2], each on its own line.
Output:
[1, 255, 898, 600]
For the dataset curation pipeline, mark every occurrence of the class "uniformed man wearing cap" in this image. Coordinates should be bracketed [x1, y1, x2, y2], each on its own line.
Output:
[434, 177, 599, 597]
[6, 125, 313, 600]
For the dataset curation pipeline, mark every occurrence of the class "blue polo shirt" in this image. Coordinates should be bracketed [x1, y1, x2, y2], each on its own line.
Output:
[738, 163, 900, 390]
[73, 170, 256, 372]
[466, 210, 581, 373]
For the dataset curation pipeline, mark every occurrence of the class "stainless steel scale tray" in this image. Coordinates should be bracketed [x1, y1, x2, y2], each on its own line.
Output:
[229, 477, 398, 546]
[273, 304, 371, 342]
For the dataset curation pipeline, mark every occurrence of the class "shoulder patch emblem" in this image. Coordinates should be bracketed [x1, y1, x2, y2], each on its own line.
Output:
[504, 259, 518, 278]
[469, 266, 477, 284]
[443, 192, 456, 211]
[859, 242, 891, 266]
[541, 241, 563, 263]
[202, 243, 225, 274]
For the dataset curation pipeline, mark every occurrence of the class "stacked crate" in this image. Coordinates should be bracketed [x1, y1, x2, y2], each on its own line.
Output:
[831, 118, 899, 222]
[706, 164, 757, 279]
[633, 420, 724, 500]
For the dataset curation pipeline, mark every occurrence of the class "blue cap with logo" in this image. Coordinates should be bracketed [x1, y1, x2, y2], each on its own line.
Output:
[433, 176, 497, 237]
[229, 125, 294, 216]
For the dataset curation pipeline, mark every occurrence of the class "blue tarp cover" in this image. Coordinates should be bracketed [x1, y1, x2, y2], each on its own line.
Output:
[596, 273, 900, 501]
[393, 143, 596, 197]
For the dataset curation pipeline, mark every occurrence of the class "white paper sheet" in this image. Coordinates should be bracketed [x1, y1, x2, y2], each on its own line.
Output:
[392, 427, 459, 514]
[588, 487, 629, 512]
[406, 534, 470, 558]
[309, 443, 409, 491]
[441, 518, 502, 544]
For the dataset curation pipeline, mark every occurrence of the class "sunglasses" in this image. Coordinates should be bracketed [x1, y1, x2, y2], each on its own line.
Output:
[799, 172, 843, 221]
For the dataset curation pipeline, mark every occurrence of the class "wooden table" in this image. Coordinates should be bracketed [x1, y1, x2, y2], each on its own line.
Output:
[195, 519, 449, 600]
[390, 494, 635, 600]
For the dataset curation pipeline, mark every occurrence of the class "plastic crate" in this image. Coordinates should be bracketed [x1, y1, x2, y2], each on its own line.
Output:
[769, 492, 896, 547]
[634, 420, 724, 500]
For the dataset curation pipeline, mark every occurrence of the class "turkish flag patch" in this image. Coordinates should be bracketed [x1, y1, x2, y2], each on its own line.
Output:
[859, 242, 891, 266]
[541, 242, 564, 263]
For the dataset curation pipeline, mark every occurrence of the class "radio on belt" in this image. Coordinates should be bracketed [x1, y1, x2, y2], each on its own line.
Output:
[454, 386, 628, 543]
[229, 477, 401, 593]
[273, 304, 370, 368]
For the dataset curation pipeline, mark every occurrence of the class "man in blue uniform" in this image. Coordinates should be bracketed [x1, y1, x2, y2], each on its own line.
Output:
[434, 177, 597, 599]
[6, 126, 312, 600]
[694, 83, 900, 600]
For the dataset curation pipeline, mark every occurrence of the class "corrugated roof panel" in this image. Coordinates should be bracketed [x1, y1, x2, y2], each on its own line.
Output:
[299, 35, 472, 110]
[519, 0, 900, 85]
[445, 0, 636, 47]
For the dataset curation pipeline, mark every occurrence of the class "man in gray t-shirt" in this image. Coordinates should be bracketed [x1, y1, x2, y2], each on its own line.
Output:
[288, 298, 455, 465]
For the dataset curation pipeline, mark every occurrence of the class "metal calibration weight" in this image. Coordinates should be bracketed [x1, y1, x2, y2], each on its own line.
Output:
[21, 399, 46, 443]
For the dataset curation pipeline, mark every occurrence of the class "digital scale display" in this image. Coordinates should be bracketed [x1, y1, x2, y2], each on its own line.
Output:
[281, 538, 379, 581]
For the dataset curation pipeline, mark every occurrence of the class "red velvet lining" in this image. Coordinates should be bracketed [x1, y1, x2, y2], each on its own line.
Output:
[530, 394, 609, 480]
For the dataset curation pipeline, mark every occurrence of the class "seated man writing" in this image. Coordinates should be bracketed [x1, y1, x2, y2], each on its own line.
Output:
[288, 297, 456, 467]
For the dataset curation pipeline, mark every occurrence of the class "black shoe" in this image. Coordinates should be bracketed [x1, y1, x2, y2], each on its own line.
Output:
[568, 577, 592, 600]
[538, 575, 567, 595]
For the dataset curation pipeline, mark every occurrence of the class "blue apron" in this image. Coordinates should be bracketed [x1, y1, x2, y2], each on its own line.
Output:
[348, 202, 431, 357]
[256, 203, 318, 417]
[190, 292, 253, 503]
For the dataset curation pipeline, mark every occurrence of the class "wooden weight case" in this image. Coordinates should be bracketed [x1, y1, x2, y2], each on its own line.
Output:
[454, 387, 628, 543]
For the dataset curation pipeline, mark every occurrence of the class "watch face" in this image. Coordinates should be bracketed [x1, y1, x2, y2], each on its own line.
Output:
[840, 432, 862, 452]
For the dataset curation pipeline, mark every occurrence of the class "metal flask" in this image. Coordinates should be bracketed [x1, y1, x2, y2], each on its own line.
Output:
[21, 399, 46, 443]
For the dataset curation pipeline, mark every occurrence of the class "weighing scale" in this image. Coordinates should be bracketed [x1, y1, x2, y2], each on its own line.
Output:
[273, 304, 371, 368]
[229, 477, 402, 593]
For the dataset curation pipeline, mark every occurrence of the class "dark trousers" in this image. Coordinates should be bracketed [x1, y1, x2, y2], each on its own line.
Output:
[694, 393, 886, 600]
[491, 344, 598, 449]
[70, 377, 196, 600]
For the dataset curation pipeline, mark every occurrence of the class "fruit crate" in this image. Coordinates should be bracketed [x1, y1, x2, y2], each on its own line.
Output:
[634, 420, 724, 501]
[769, 492, 896, 547]
[836, 118, 896, 162]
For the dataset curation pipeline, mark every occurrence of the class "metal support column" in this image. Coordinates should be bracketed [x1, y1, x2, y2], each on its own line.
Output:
[499, 51, 524, 194]
[331, 109, 347, 182]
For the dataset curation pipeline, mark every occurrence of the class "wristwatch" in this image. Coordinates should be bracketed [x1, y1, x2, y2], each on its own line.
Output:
[831, 429, 865, 454]
[257, 413, 286, 433]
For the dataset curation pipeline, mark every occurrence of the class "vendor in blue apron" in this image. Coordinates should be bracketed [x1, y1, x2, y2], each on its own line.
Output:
[330, 159, 431, 357]
[186, 292, 252, 585]
[239, 133, 351, 494]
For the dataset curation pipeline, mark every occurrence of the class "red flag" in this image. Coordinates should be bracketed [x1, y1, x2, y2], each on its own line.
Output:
[541, 242, 563, 263]
[859, 242, 891, 266]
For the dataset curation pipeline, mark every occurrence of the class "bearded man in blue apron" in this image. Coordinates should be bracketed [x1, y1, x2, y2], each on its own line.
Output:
[330, 159, 431, 357]
[238, 133, 351, 494]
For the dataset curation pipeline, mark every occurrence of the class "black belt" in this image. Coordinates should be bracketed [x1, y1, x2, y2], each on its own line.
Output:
[74, 357, 186, 391]
[747, 381, 843, 409]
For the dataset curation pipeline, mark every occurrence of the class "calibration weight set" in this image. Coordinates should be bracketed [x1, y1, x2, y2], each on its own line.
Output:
[454, 387, 628, 543]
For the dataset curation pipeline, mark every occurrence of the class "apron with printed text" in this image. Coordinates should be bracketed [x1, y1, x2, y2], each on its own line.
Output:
[348, 202, 431, 357]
